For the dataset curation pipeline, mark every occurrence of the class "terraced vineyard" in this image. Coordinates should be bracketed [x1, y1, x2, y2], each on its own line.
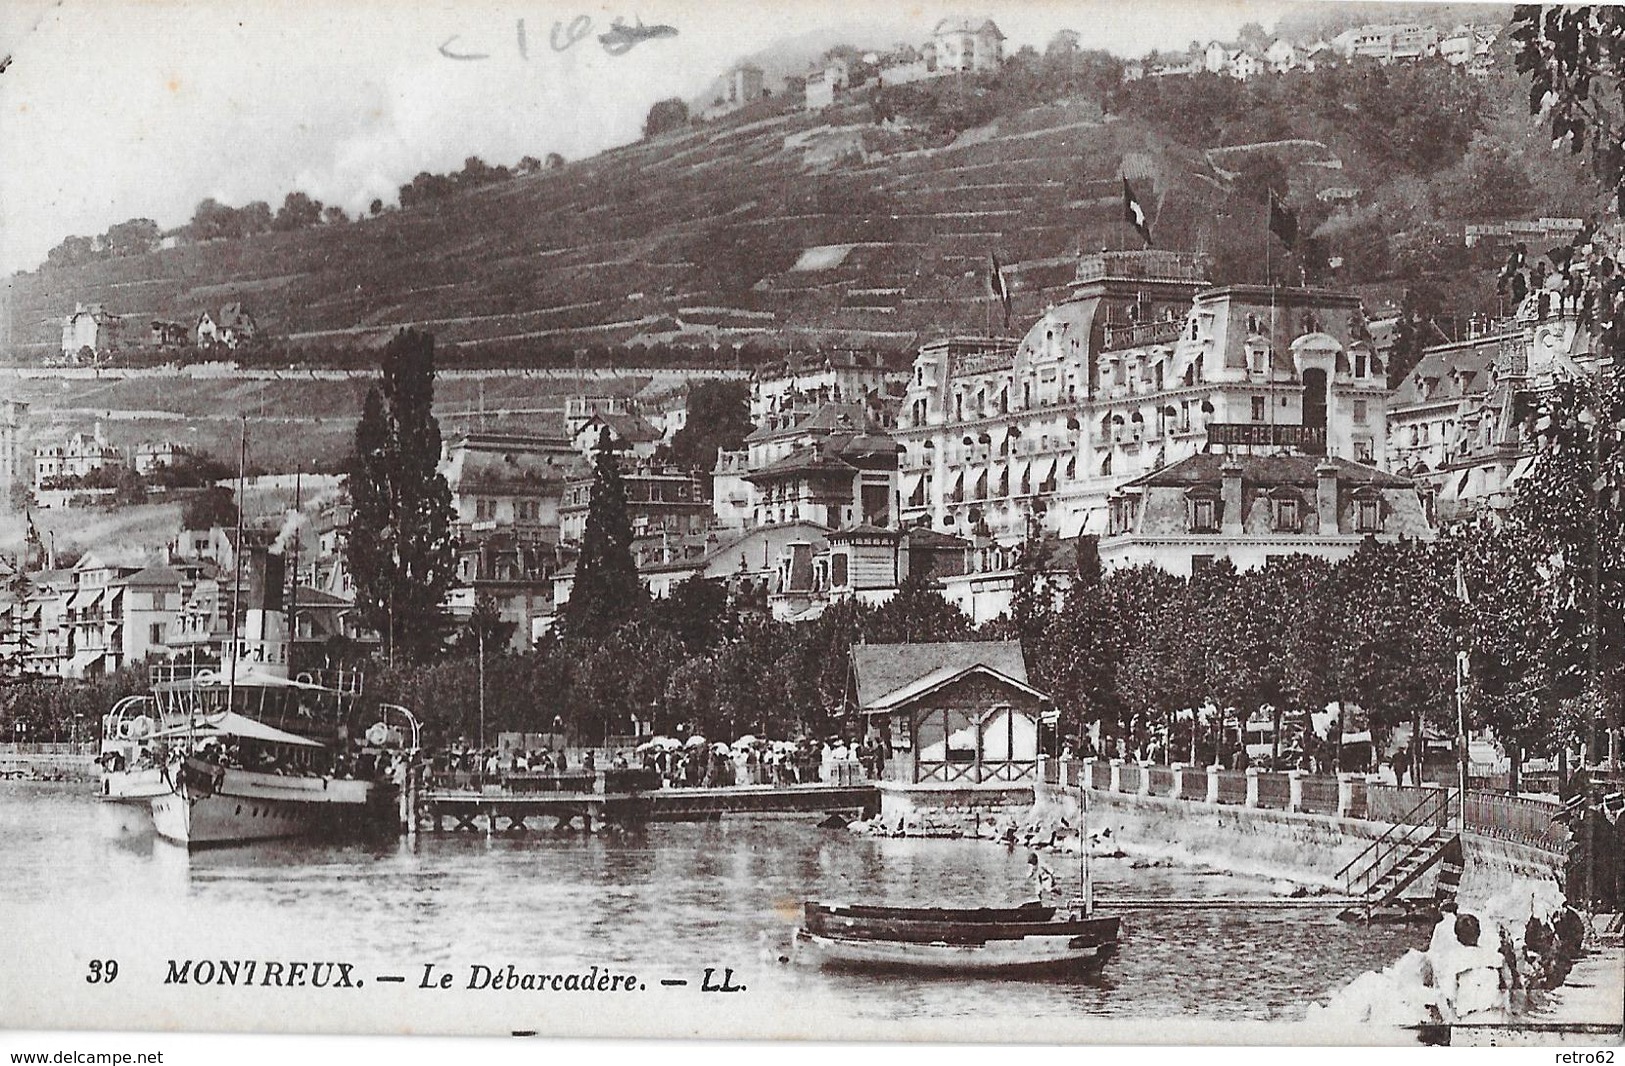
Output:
[6, 93, 1233, 359]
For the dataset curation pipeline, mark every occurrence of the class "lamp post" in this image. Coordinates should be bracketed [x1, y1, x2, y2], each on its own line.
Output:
[477, 621, 486, 758]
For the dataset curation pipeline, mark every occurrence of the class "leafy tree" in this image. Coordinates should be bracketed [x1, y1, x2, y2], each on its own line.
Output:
[345, 328, 458, 663]
[274, 192, 323, 231]
[643, 97, 690, 139]
[45, 234, 98, 269]
[1236, 21, 1270, 53]
[322, 205, 349, 225]
[1431, 134, 1537, 219]
[111, 466, 146, 506]
[1332, 540, 1459, 770]
[369, 199, 385, 217]
[102, 218, 161, 258]
[1113, 566, 1199, 754]
[458, 593, 516, 656]
[562, 429, 645, 641]
[1045, 29, 1081, 58]
[664, 380, 752, 475]
[189, 198, 239, 241]
[866, 570, 974, 644]
[238, 201, 274, 235]
[650, 575, 735, 651]
[1512, 5, 1625, 212]
[545, 152, 566, 170]
[1387, 283, 1447, 388]
[181, 485, 239, 530]
[1512, 375, 1625, 760]
[1038, 538, 1122, 738]
[458, 156, 497, 186]
[1457, 520, 1560, 788]
[1508, 5, 1625, 763]
[572, 621, 684, 742]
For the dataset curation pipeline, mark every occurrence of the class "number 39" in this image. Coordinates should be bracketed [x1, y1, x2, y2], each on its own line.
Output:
[85, 959, 118, 984]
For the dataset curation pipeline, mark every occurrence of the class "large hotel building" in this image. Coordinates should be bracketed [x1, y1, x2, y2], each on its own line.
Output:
[894, 250, 1393, 543]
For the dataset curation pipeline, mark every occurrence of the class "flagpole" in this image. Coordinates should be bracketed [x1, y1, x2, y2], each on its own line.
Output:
[1265, 198, 1271, 289]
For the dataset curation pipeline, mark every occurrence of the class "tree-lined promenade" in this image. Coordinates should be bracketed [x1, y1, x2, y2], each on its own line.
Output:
[0, 329, 1616, 793]
[334, 327, 1619, 790]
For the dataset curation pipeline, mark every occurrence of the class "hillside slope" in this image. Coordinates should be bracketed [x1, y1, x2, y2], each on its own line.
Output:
[3, 93, 1251, 358]
[5, 52, 1584, 362]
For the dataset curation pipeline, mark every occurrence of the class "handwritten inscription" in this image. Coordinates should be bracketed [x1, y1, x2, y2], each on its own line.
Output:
[441, 15, 677, 62]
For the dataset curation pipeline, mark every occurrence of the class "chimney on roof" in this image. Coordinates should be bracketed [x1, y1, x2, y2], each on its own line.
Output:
[786, 542, 814, 592]
[1316, 462, 1341, 533]
[1220, 460, 1244, 534]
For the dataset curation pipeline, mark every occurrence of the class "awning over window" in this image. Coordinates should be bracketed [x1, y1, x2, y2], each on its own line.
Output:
[1502, 454, 1538, 491]
[67, 649, 105, 674]
[66, 588, 104, 611]
[902, 473, 925, 508]
[1056, 508, 1091, 538]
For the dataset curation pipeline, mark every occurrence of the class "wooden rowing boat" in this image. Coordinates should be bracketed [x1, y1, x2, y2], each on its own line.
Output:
[796, 901, 1119, 974]
[809, 902, 1055, 924]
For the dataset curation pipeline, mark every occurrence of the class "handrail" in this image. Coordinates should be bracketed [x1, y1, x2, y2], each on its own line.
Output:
[1336, 787, 1449, 900]
[1334, 787, 1444, 879]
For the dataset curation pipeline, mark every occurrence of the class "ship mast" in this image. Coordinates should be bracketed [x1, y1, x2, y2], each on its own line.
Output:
[288, 463, 301, 671]
[227, 417, 246, 717]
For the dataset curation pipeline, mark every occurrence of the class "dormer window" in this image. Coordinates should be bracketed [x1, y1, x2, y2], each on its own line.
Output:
[1186, 485, 1221, 533]
[1109, 495, 1137, 535]
[1354, 351, 1368, 377]
[1270, 492, 1302, 533]
[1353, 486, 1384, 533]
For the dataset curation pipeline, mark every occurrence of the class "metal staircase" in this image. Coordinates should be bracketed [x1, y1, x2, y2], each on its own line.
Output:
[1337, 788, 1458, 922]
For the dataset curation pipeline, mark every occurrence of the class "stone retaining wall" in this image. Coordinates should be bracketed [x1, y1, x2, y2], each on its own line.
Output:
[0, 752, 99, 782]
[1036, 781, 1562, 903]
[876, 781, 1034, 821]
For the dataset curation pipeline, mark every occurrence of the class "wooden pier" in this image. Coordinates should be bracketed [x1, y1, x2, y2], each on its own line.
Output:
[414, 783, 880, 833]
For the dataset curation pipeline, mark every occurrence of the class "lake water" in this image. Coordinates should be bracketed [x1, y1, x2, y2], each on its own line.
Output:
[0, 782, 1427, 1039]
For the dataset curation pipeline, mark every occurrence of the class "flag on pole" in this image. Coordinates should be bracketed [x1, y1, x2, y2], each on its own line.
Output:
[1122, 178, 1152, 247]
[1268, 191, 1297, 249]
[989, 253, 1013, 329]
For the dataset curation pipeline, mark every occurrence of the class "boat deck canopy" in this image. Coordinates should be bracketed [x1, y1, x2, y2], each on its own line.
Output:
[162, 711, 325, 748]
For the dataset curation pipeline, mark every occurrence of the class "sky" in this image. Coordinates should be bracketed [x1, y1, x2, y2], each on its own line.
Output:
[0, 0, 1304, 275]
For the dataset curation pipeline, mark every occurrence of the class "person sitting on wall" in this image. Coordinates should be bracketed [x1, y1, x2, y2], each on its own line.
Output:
[1439, 914, 1510, 1023]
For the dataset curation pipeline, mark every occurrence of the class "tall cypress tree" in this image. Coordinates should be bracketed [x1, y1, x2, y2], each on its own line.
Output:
[564, 430, 645, 642]
[346, 328, 457, 663]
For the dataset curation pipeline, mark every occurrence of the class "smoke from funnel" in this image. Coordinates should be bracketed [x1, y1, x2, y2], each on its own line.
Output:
[270, 508, 306, 556]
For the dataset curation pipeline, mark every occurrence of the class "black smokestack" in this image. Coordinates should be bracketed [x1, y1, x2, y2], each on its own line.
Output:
[248, 546, 284, 613]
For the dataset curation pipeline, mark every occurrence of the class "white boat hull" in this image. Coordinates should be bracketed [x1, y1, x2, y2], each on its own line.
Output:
[794, 929, 1113, 973]
[149, 767, 377, 847]
[101, 767, 170, 803]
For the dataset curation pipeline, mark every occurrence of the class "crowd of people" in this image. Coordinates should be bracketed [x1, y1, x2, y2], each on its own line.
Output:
[1313, 895, 1593, 1027]
[1426, 900, 1592, 1020]
[635, 736, 887, 789]
[420, 735, 889, 791]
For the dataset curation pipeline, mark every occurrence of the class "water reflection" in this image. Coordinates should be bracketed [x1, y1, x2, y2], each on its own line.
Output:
[2, 783, 1424, 1021]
